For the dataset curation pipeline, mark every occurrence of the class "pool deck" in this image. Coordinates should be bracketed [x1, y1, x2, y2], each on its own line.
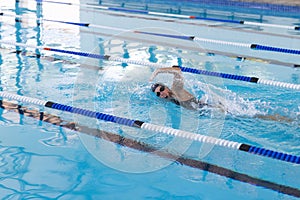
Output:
[234, 0, 300, 6]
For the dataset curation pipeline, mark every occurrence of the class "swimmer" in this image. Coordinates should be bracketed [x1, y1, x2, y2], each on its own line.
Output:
[150, 66, 209, 111]
[150, 66, 295, 124]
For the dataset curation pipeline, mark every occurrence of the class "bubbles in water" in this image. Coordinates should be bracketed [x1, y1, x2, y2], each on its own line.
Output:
[190, 80, 266, 117]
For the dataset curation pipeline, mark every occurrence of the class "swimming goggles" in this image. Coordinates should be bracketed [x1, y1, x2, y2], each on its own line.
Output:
[156, 86, 165, 97]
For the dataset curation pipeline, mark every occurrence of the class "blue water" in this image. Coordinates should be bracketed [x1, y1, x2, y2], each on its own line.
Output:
[0, 0, 300, 199]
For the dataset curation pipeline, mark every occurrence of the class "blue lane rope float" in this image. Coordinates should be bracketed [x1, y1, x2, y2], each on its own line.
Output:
[0, 12, 90, 27]
[0, 91, 299, 165]
[3, 44, 298, 70]
[250, 44, 300, 55]
[31, 0, 300, 31]
[179, 66, 256, 82]
[2, 12, 300, 56]
[1, 16, 298, 68]
[1, 100, 300, 198]
[1, 40, 300, 90]
[2, 10, 299, 44]
[0, 12, 131, 31]
[135, 31, 300, 55]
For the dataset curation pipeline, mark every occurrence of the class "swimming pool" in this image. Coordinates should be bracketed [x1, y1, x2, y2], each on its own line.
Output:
[0, 0, 300, 199]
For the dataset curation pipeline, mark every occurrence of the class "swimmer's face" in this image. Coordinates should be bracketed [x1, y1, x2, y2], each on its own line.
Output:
[154, 85, 170, 98]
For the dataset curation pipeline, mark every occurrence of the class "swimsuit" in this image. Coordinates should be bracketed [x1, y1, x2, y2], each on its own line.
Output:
[171, 97, 208, 110]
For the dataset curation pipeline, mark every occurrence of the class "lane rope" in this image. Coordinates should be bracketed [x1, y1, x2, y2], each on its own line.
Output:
[1, 99, 300, 198]
[1, 17, 298, 68]
[3, 45, 298, 72]
[0, 91, 299, 165]
[136, 31, 300, 55]
[1, 40, 299, 90]
[2, 12, 300, 57]
[29, 0, 300, 31]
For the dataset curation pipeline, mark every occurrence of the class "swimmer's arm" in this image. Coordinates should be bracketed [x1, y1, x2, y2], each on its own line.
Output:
[149, 66, 184, 88]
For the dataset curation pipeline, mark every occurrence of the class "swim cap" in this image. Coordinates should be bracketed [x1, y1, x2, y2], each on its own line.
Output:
[151, 83, 166, 92]
[151, 83, 160, 92]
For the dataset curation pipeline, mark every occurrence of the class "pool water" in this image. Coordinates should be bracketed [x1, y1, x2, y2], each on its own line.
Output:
[0, 0, 300, 199]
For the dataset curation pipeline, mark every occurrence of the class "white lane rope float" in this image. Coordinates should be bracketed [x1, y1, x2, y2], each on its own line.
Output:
[1, 99, 299, 198]
[1, 20, 297, 68]
[0, 91, 299, 165]
[1, 40, 299, 90]
[2, 11, 300, 56]
[134, 31, 300, 55]
[16, 0, 300, 31]
[9, 13, 300, 67]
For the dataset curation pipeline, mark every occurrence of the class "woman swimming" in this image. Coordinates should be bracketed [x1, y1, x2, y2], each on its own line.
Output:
[150, 66, 295, 124]
[150, 65, 208, 110]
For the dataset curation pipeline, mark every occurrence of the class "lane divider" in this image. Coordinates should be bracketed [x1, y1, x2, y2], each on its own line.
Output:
[30, 0, 300, 31]
[3, 5, 299, 44]
[1, 99, 300, 197]
[135, 31, 300, 55]
[1, 40, 299, 90]
[0, 12, 125, 31]
[4, 45, 298, 72]
[2, 12, 300, 56]
[0, 91, 299, 165]
[1, 15, 298, 68]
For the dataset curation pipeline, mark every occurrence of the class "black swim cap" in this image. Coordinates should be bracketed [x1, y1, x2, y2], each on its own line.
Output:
[151, 83, 160, 92]
[151, 83, 167, 92]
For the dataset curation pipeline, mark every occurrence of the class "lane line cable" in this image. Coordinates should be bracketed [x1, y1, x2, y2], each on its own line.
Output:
[1, 40, 299, 90]
[0, 91, 299, 165]
[0, 99, 299, 197]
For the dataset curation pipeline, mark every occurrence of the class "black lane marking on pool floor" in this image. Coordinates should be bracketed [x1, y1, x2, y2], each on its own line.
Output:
[0, 99, 299, 198]
[2, 48, 102, 71]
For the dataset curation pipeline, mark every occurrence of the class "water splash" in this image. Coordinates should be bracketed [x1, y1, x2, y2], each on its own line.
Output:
[191, 80, 266, 117]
